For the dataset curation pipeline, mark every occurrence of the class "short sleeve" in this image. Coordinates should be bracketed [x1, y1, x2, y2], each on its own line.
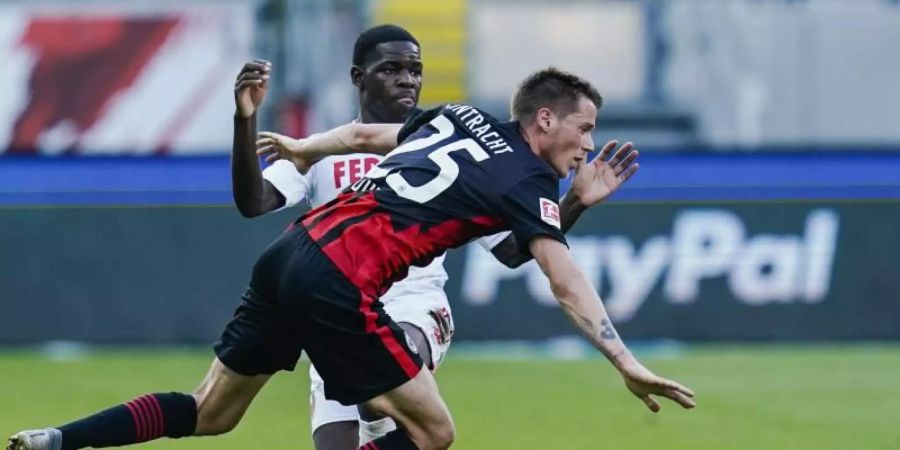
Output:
[262, 159, 311, 210]
[397, 106, 443, 144]
[498, 174, 568, 254]
[477, 232, 511, 251]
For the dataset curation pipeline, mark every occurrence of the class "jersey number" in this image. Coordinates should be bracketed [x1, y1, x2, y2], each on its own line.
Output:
[366, 115, 489, 204]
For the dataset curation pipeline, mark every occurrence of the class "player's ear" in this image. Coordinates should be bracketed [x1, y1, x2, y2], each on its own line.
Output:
[350, 66, 364, 88]
[536, 107, 555, 133]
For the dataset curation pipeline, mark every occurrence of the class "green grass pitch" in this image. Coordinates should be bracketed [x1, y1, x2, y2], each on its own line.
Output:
[1, 345, 898, 449]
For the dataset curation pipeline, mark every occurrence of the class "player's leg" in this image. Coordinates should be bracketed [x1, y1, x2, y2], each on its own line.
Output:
[309, 364, 361, 450]
[192, 358, 271, 435]
[7, 357, 269, 450]
[357, 321, 433, 445]
[314, 423, 359, 450]
[359, 367, 454, 450]
[304, 309, 454, 450]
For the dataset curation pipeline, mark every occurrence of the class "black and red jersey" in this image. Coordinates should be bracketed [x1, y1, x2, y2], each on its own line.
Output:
[299, 104, 567, 297]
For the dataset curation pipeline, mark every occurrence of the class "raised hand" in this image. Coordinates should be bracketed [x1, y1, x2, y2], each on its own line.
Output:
[235, 59, 271, 118]
[569, 140, 639, 208]
[618, 357, 696, 413]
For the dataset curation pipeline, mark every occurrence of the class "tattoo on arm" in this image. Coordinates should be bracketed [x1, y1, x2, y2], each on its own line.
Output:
[600, 319, 617, 340]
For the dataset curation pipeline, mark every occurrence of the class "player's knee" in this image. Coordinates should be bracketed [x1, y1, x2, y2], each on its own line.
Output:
[192, 394, 242, 436]
[420, 416, 455, 450]
[431, 423, 455, 450]
[194, 409, 241, 435]
[313, 421, 359, 450]
[398, 322, 432, 367]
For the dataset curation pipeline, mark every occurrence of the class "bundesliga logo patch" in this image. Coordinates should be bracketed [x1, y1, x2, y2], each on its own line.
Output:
[539, 197, 561, 229]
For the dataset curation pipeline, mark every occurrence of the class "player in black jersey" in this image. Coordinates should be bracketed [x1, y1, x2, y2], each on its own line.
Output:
[7, 68, 689, 450]
[251, 67, 695, 450]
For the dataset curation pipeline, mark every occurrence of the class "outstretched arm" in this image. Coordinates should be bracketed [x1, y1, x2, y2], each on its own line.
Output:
[231, 59, 285, 217]
[529, 236, 696, 412]
[255, 123, 402, 174]
[491, 140, 640, 268]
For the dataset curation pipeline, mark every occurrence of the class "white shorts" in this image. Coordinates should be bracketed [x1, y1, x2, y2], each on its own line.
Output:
[309, 291, 454, 432]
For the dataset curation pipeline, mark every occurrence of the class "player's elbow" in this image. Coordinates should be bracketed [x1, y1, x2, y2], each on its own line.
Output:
[233, 195, 266, 218]
[237, 207, 264, 218]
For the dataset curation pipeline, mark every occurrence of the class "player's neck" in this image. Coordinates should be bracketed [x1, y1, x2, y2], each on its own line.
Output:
[518, 123, 544, 158]
[358, 105, 402, 124]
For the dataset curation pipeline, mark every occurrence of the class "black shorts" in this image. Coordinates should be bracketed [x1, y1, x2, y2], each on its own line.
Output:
[214, 225, 424, 405]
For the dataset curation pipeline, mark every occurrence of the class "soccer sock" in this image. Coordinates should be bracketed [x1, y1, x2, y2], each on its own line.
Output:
[357, 428, 419, 450]
[359, 416, 398, 444]
[57, 392, 197, 450]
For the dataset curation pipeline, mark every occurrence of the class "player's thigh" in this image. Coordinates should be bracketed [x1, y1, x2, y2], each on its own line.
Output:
[363, 368, 454, 449]
[358, 321, 432, 424]
[192, 357, 271, 435]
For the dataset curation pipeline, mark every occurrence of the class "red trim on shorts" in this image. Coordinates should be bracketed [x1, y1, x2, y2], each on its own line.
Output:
[359, 292, 421, 379]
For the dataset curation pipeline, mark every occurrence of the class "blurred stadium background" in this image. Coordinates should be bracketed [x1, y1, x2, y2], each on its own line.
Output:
[1, 0, 899, 448]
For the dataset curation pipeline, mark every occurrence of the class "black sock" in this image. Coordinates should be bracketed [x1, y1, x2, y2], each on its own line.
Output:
[358, 428, 420, 450]
[58, 392, 196, 450]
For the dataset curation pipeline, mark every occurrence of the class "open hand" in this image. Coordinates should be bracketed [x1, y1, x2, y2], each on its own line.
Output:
[569, 140, 639, 208]
[256, 131, 318, 174]
[618, 358, 695, 412]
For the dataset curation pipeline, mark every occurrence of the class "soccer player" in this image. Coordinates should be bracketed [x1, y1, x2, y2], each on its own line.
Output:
[253, 67, 696, 450]
[8, 68, 688, 450]
[232, 25, 463, 450]
[233, 25, 639, 450]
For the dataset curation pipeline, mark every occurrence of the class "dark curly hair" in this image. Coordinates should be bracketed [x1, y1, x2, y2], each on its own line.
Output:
[352, 24, 420, 66]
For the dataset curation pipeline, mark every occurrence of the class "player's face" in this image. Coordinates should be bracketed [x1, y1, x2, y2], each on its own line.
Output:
[544, 96, 597, 177]
[353, 41, 423, 123]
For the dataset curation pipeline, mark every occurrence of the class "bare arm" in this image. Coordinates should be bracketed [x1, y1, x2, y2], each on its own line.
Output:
[232, 113, 286, 217]
[231, 59, 285, 217]
[256, 123, 402, 174]
[491, 141, 640, 268]
[529, 236, 696, 412]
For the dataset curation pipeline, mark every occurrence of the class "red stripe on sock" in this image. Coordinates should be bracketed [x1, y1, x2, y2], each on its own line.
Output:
[132, 397, 151, 441]
[145, 394, 166, 438]
[127, 399, 148, 442]
[123, 401, 144, 442]
[138, 395, 159, 441]
[136, 395, 159, 440]
[135, 397, 154, 442]
[137, 395, 160, 440]
[144, 395, 163, 439]
[369, 442, 380, 450]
